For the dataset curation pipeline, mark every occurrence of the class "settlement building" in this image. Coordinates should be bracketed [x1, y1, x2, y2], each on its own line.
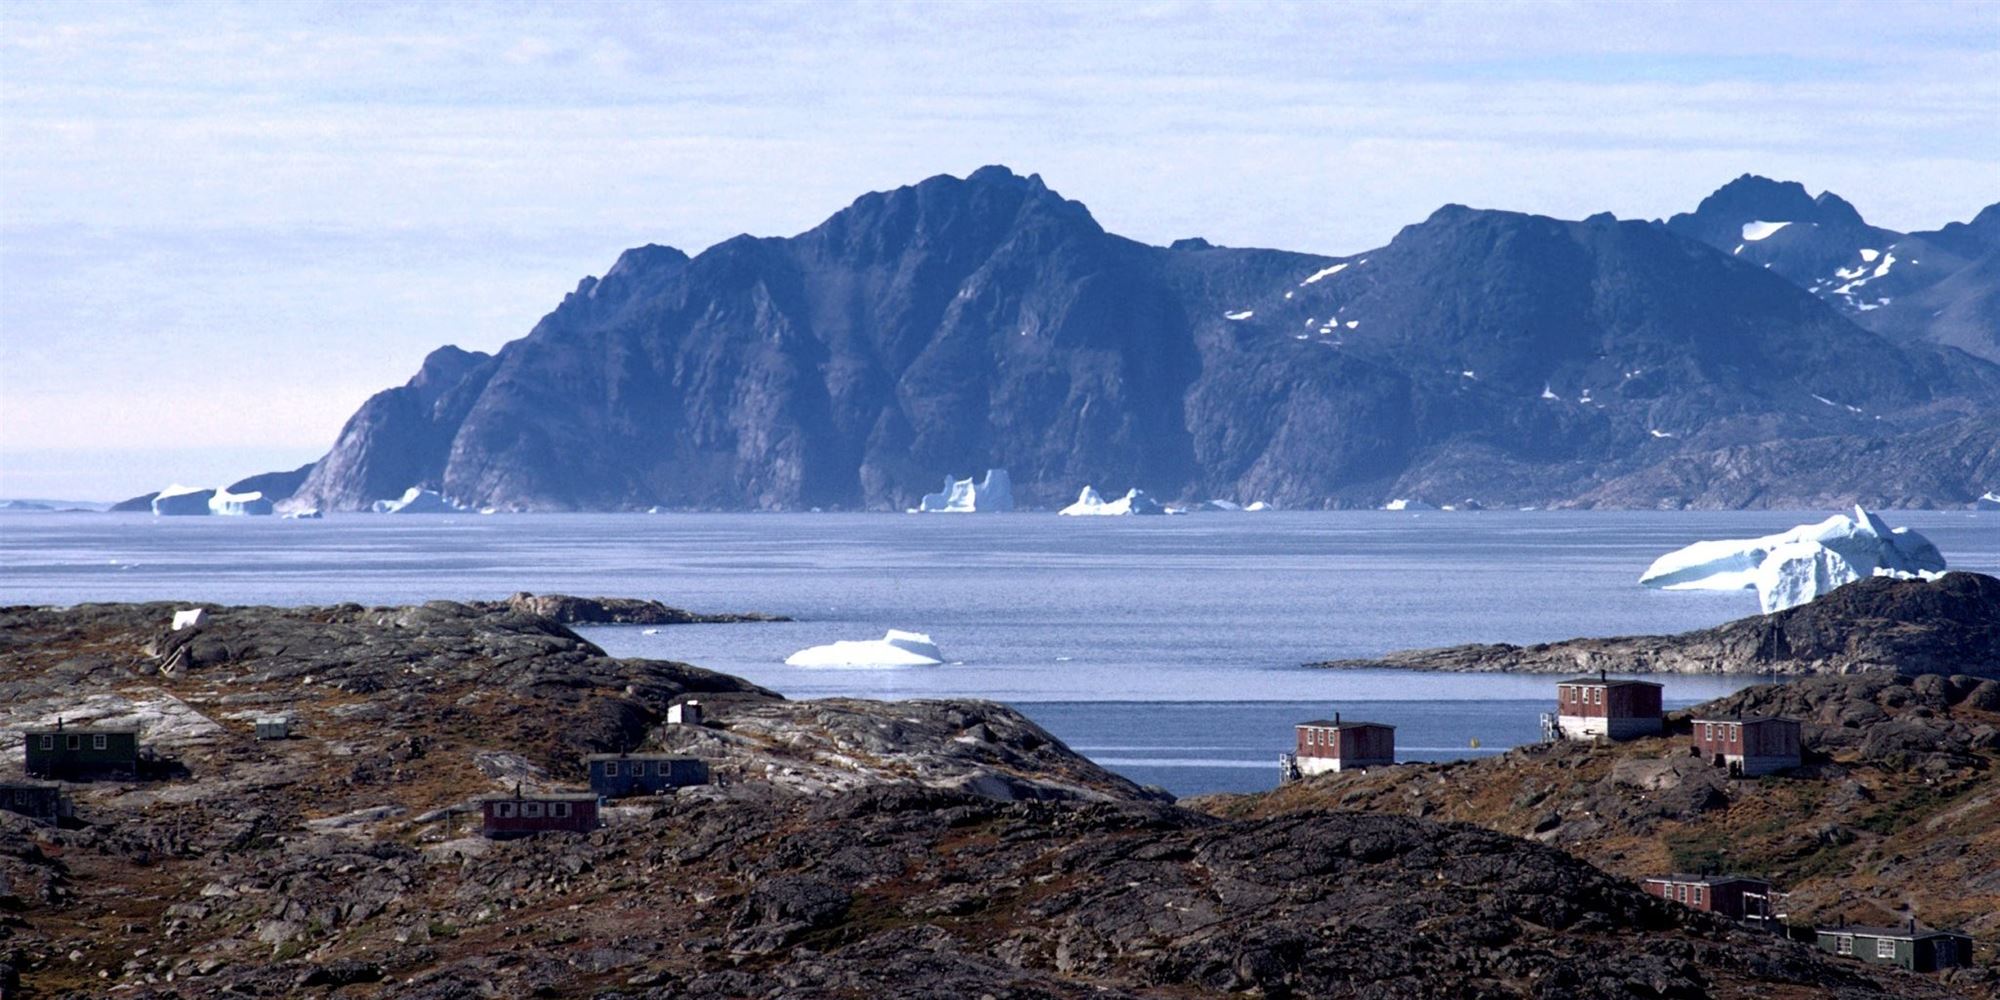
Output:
[666, 701, 704, 726]
[1641, 874, 1780, 923]
[1816, 922, 1973, 973]
[254, 717, 292, 741]
[1550, 674, 1663, 741]
[1289, 714, 1395, 777]
[0, 781, 70, 824]
[586, 754, 710, 798]
[1691, 716, 1801, 776]
[23, 721, 141, 780]
[479, 791, 601, 840]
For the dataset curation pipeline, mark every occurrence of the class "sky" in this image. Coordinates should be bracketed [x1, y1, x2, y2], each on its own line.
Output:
[2, 1, 1996, 500]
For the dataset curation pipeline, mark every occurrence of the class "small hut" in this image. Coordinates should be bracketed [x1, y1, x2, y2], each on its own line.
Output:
[1290, 713, 1395, 776]
[23, 720, 142, 780]
[478, 789, 601, 840]
[1552, 672, 1664, 741]
[586, 754, 710, 798]
[1690, 716, 1800, 776]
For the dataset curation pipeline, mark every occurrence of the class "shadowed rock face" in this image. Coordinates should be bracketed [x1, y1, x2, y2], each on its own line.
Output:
[1314, 571, 2000, 676]
[281, 167, 2000, 512]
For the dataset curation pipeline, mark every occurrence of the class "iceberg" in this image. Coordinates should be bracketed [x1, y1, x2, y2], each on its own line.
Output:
[283, 508, 323, 520]
[370, 487, 464, 514]
[914, 469, 1014, 513]
[1639, 506, 1947, 613]
[784, 629, 945, 668]
[151, 485, 215, 516]
[1382, 498, 1435, 511]
[1058, 486, 1165, 516]
[207, 487, 274, 516]
[1978, 492, 2000, 511]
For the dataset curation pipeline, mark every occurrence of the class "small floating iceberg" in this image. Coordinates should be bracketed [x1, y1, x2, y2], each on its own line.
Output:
[1058, 486, 1165, 516]
[282, 507, 323, 519]
[1382, 498, 1435, 511]
[1639, 505, 1945, 613]
[208, 487, 274, 516]
[151, 484, 215, 516]
[370, 487, 464, 514]
[784, 629, 945, 668]
[1978, 491, 2000, 511]
[914, 468, 1014, 513]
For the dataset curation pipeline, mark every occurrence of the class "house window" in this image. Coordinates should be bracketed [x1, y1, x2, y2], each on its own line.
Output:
[1693, 887, 1704, 905]
[66, 735, 80, 750]
[93, 734, 107, 750]
[39, 735, 53, 750]
[1593, 689, 1602, 705]
[1877, 939, 1897, 959]
[524, 802, 544, 818]
[605, 761, 619, 777]
[552, 802, 570, 818]
[495, 802, 516, 818]
[1836, 935, 1853, 955]
[1703, 723, 1712, 739]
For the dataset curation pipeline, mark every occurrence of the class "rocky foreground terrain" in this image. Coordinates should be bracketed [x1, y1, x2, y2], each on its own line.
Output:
[0, 599, 1963, 998]
[1314, 571, 2000, 676]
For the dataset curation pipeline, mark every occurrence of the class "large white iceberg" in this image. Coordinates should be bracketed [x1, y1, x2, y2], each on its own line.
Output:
[370, 488, 463, 514]
[151, 485, 215, 516]
[1639, 506, 1946, 613]
[1382, 498, 1435, 511]
[208, 487, 274, 516]
[1058, 486, 1165, 516]
[784, 629, 945, 668]
[914, 469, 1014, 513]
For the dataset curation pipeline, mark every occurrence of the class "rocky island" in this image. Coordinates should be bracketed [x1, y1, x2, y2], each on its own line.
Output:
[1313, 571, 2000, 676]
[0, 598, 1965, 998]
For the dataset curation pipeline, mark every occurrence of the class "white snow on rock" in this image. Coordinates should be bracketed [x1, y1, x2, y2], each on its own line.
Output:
[1224, 310, 1254, 321]
[1540, 384, 1559, 400]
[1638, 506, 1946, 613]
[1383, 498, 1436, 511]
[370, 488, 463, 514]
[1460, 370, 1477, 380]
[784, 629, 945, 668]
[1649, 429, 1675, 439]
[151, 484, 215, 516]
[1058, 486, 1166, 516]
[1858, 248, 1880, 262]
[1301, 262, 1349, 284]
[1741, 220, 1793, 241]
[208, 487, 274, 516]
[914, 469, 1013, 513]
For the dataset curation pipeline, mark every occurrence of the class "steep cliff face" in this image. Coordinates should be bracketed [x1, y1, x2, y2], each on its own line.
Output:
[285, 167, 2000, 512]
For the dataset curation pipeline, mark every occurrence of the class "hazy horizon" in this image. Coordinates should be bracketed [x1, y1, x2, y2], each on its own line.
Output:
[4, 1, 1996, 500]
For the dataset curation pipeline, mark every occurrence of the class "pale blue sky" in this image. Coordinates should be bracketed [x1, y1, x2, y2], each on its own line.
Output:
[3, 0, 1996, 499]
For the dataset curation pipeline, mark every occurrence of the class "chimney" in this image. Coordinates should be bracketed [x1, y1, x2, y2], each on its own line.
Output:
[1334, 711, 1341, 726]
[1908, 917, 1916, 934]
[1598, 668, 1607, 683]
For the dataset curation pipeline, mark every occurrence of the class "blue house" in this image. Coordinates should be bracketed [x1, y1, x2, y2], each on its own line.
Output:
[586, 754, 709, 798]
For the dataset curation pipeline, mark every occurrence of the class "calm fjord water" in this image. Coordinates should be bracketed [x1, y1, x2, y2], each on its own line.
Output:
[4, 509, 1994, 795]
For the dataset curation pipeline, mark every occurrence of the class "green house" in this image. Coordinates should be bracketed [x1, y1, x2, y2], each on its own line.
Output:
[1816, 923, 1973, 973]
[23, 722, 142, 780]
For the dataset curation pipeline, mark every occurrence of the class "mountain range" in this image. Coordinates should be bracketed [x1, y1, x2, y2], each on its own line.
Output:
[243, 167, 1998, 511]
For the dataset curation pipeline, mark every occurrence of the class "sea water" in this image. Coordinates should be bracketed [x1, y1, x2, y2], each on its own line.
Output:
[4, 509, 1994, 795]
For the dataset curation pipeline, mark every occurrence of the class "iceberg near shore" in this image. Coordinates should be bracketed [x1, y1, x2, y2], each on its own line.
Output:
[914, 469, 1013, 513]
[1058, 486, 1165, 516]
[1639, 506, 1945, 613]
[370, 488, 464, 514]
[785, 630, 945, 668]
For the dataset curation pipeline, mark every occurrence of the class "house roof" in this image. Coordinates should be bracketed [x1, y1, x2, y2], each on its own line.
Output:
[584, 753, 705, 762]
[0, 780, 62, 791]
[1297, 720, 1394, 731]
[1556, 677, 1663, 689]
[479, 792, 601, 803]
[1817, 926, 1966, 940]
[1647, 873, 1770, 887]
[24, 725, 141, 735]
[1690, 715, 1795, 726]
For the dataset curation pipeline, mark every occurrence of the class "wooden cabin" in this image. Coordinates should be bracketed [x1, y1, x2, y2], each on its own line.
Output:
[1553, 673, 1663, 741]
[0, 781, 69, 824]
[666, 700, 703, 726]
[1691, 716, 1800, 776]
[23, 721, 141, 780]
[479, 792, 601, 840]
[586, 754, 709, 798]
[1292, 714, 1395, 776]
[1816, 921, 1972, 972]
[1641, 874, 1776, 921]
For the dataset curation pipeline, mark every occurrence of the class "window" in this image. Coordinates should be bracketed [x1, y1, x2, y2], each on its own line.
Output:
[495, 802, 516, 818]
[1693, 887, 1704, 905]
[604, 761, 619, 777]
[1675, 885, 1686, 901]
[552, 802, 570, 818]
[65, 735, 80, 750]
[1877, 939, 1897, 959]
[523, 802, 544, 818]
[655, 761, 669, 775]
[39, 735, 53, 750]
[1703, 723, 1712, 739]
[92, 735, 107, 750]
[1835, 935, 1853, 956]
[1732, 724, 1740, 740]
[1593, 689, 1602, 705]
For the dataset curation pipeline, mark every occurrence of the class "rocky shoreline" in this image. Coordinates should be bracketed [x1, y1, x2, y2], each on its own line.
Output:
[1311, 572, 2000, 676]
[0, 597, 1967, 998]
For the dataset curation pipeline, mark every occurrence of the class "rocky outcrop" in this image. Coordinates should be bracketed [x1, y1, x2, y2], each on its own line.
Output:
[280, 167, 2000, 513]
[1314, 571, 2000, 676]
[475, 591, 790, 625]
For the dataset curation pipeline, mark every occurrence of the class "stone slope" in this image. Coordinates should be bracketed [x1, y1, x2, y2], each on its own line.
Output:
[1314, 572, 2000, 676]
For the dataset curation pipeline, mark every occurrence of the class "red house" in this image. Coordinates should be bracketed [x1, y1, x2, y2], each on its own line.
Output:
[1642, 874, 1778, 923]
[1691, 716, 1801, 776]
[1553, 673, 1663, 741]
[1292, 713, 1395, 776]
[479, 791, 600, 840]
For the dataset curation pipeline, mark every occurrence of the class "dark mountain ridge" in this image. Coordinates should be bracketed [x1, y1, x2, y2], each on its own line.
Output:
[283, 167, 2000, 512]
